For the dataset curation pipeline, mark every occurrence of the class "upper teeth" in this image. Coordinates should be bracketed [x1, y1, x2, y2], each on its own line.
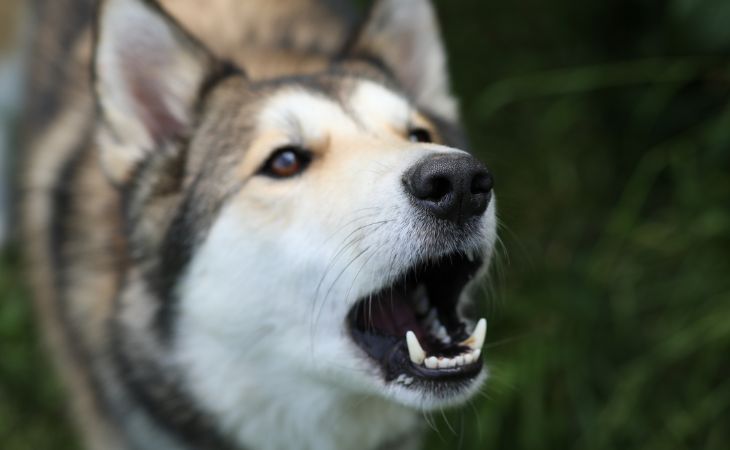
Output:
[405, 317, 487, 370]
[460, 318, 486, 350]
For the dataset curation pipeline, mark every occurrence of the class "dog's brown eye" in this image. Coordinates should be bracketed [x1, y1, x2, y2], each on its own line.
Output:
[408, 128, 432, 143]
[261, 147, 311, 178]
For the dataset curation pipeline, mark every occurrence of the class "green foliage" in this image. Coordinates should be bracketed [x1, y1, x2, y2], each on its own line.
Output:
[422, 0, 730, 448]
[1, 0, 729, 449]
[0, 250, 79, 449]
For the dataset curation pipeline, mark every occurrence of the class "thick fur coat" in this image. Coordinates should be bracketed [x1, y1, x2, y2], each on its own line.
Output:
[21, 1, 497, 449]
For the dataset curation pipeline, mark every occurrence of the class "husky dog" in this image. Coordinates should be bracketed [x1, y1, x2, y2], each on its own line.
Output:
[22, 0, 497, 449]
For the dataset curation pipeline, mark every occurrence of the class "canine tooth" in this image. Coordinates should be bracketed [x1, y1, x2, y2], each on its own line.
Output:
[425, 357, 438, 369]
[464, 353, 474, 365]
[472, 348, 482, 361]
[461, 318, 487, 350]
[455, 355, 465, 366]
[406, 331, 426, 365]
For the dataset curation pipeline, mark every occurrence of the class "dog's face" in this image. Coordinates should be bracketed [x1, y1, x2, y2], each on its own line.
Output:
[96, 0, 496, 430]
[175, 76, 497, 410]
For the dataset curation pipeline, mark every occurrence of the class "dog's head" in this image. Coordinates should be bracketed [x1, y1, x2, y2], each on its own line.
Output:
[96, 0, 496, 431]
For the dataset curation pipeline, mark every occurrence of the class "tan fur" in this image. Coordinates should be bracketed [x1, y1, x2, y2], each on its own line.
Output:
[24, 103, 127, 449]
[160, 0, 353, 79]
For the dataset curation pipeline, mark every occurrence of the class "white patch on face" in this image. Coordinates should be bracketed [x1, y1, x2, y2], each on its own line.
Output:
[172, 81, 498, 450]
[259, 89, 359, 145]
[348, 81, 411, 134]
[174, 207, 422, 450]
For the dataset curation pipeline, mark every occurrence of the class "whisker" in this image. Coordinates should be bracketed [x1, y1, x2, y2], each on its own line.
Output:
[310, 245, 370, 344]
[439, 406, 456, 435]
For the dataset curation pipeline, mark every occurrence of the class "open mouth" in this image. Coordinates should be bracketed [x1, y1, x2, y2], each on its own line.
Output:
[347, 250, 486, 386]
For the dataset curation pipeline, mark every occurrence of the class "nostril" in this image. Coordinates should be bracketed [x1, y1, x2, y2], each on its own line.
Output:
[471, 172, 494, 195]
[426, 176, 452, 202]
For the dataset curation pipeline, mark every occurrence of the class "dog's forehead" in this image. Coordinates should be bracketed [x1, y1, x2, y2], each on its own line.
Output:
[258, 79, 412, 139]
[188, 76, 421, 181]
[349, 81, 412, 129]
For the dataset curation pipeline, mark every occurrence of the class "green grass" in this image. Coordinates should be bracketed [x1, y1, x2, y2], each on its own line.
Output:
[0, 250, 79, 449]
[2, 0, 730, 449]
[421, 1, 730, 448]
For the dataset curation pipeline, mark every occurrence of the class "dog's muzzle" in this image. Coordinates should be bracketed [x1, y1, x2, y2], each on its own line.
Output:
[347, 152, 494, 390]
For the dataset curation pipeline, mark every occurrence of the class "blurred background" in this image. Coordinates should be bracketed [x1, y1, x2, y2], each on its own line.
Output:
[1, 0, 729, 449]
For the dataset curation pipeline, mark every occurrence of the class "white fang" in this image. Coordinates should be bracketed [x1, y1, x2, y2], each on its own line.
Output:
[461, 318, 487, 350]
[406, 331, 426, 364]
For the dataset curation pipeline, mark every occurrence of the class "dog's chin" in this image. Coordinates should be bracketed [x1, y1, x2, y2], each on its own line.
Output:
[346, 248, 489, 409]
[384, 369, 488, 410]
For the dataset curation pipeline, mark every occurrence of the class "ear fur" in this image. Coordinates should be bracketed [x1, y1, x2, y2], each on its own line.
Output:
[94, 0, 215, 182]
[350, 0, 458, 121]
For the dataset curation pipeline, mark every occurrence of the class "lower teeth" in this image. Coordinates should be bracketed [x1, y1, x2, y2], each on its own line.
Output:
[423, 349, 481, 369]
[405, 318, 487, 371]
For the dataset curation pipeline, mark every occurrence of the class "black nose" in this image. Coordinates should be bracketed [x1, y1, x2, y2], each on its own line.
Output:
[403, 153, 493, 224]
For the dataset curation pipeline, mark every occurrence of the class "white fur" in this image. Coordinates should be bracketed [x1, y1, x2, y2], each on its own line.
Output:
[349, 81, 412, 131]
[259, 89, 360, 146]
[173, 83, 497, 450]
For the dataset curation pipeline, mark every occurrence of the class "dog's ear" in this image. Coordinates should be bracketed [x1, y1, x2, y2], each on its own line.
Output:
[94, 0, 216, 182]
[349, 0, 458, 121]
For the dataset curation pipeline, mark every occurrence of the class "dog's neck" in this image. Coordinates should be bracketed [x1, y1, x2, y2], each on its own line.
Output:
[112, 279, 423, 450]
[121, 367, 424, 450]
[216, 374, 423, 450]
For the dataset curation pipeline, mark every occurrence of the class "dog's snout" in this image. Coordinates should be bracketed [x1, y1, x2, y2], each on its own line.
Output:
[403, 154, 493, 224]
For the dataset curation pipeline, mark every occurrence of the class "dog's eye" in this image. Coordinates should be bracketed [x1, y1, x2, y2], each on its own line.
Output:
[260, 146, 311, 178]
[408, 128, 433, 143]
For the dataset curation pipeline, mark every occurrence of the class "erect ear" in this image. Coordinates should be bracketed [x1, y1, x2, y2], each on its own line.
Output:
[94, 0, 216, 182]
[349, 0, 458, 121]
